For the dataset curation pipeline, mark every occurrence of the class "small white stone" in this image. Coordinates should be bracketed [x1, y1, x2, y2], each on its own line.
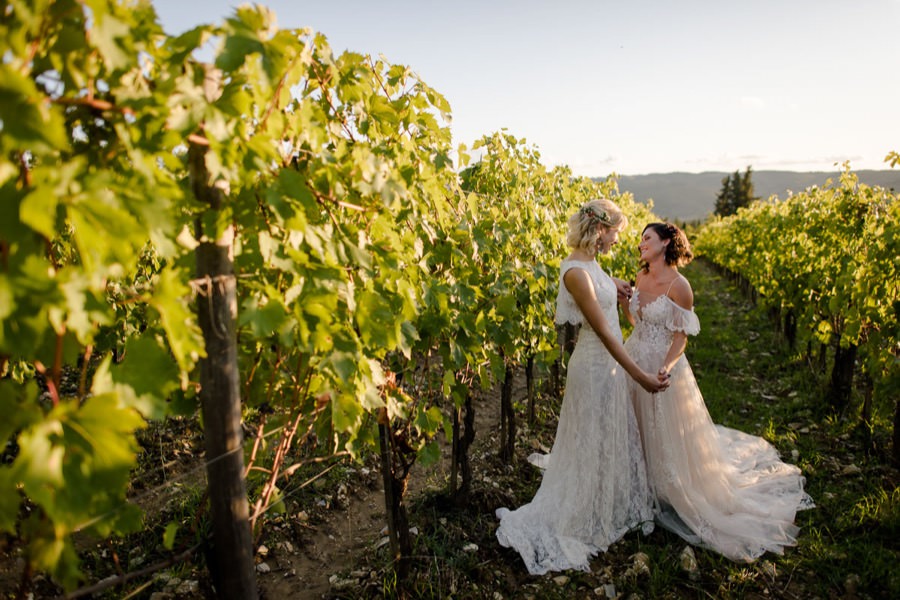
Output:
[329, 575, 357, 591]
[679, 546, 699, 581]
[256, 562, 271, 574]
[626, 552, 651, 578]
[462, 543, 479, 553]
[257, 544, 269, 557]
[333, 483, 350, 509]
[845, 573, 861, 595]
[594, 583, 617, 598]
[175, 580, 200, 594]
[552, 575, 569, 586]
[841, 464, 862, 476]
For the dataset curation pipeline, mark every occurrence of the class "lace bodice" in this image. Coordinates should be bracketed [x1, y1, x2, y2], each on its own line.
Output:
[628, 290, 700, 351]
[625, 285, 812, 562]
[555, 259, 622, 340]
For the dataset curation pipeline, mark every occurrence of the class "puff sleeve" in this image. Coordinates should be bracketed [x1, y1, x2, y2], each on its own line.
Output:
[555, 262, 585, 326]
[665, 301, 701, 336]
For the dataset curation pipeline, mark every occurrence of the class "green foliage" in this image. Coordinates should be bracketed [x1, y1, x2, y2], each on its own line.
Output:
[1, 0, 190, 587]
[695, 163, 900, 423]
[0, 0, 664, 590]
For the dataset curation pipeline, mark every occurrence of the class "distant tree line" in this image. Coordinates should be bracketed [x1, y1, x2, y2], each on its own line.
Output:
[715, 166, 759, 216]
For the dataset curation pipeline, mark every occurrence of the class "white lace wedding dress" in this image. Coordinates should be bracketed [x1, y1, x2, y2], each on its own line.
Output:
[624, 286, 814, 562]
[495, 259, 654, 575]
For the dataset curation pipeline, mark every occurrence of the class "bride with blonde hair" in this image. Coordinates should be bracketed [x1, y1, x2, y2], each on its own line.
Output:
[495, 198, 668, 575]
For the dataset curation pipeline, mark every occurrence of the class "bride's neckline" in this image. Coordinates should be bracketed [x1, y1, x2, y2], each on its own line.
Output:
[633, 288, 673, 314]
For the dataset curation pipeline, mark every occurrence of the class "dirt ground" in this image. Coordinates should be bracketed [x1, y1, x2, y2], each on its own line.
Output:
[253, 383, 511, 599]
[0, 371, 535, 599]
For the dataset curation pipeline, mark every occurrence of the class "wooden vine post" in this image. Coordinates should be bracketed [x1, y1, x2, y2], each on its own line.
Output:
[189, 64, 257, 600]
[377, 407, 413, 581]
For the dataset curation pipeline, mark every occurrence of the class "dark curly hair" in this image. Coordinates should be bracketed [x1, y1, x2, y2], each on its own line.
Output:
[640, 222, 694, 271]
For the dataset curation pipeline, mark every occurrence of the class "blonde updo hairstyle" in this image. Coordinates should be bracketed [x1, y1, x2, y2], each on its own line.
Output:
[566, 198, 628, 251]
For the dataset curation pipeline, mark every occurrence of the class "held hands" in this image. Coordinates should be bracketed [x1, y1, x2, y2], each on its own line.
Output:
[655, 367, 671, 391]
[639, 368, 670, 394]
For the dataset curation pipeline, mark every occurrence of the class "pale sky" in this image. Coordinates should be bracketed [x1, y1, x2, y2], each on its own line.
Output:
[152, 0, 900, 176]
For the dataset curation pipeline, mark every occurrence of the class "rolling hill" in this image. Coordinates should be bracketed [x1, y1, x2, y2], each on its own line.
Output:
[606, 170, 900, 222]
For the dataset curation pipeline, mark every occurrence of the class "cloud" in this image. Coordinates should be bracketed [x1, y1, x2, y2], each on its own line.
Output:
[740, 96, 766, 110]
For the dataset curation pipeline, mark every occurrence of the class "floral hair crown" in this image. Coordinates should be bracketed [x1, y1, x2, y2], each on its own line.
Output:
[580, 205, 610, 226]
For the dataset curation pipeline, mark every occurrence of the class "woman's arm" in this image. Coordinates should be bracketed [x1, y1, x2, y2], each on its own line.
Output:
[564, 268, 668, 393]
[658, 276, 694, 376]
[659, 332, 688, 376]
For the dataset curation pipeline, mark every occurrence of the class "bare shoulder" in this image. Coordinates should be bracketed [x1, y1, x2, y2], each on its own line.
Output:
[564, 265, 591, 288]
[668, 274, 694, 310]
[564, 266, 595, 299]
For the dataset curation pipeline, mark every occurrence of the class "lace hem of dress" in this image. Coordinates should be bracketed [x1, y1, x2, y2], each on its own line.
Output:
[555, 314, 584, 326]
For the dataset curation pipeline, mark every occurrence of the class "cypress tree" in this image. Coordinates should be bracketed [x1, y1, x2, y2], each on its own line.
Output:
[715, 166, 759, 216]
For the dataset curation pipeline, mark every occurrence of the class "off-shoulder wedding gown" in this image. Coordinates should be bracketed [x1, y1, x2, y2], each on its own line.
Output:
[624, 284, 814, 562]
[495, 259, 654, 575]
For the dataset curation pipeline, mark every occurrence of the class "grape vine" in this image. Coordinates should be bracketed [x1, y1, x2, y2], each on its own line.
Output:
[694, 166, 900, 457]
[0, 0, 662, 592]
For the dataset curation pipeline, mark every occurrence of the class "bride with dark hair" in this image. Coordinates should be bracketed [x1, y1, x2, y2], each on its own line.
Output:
[623, 222, 814, 562]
